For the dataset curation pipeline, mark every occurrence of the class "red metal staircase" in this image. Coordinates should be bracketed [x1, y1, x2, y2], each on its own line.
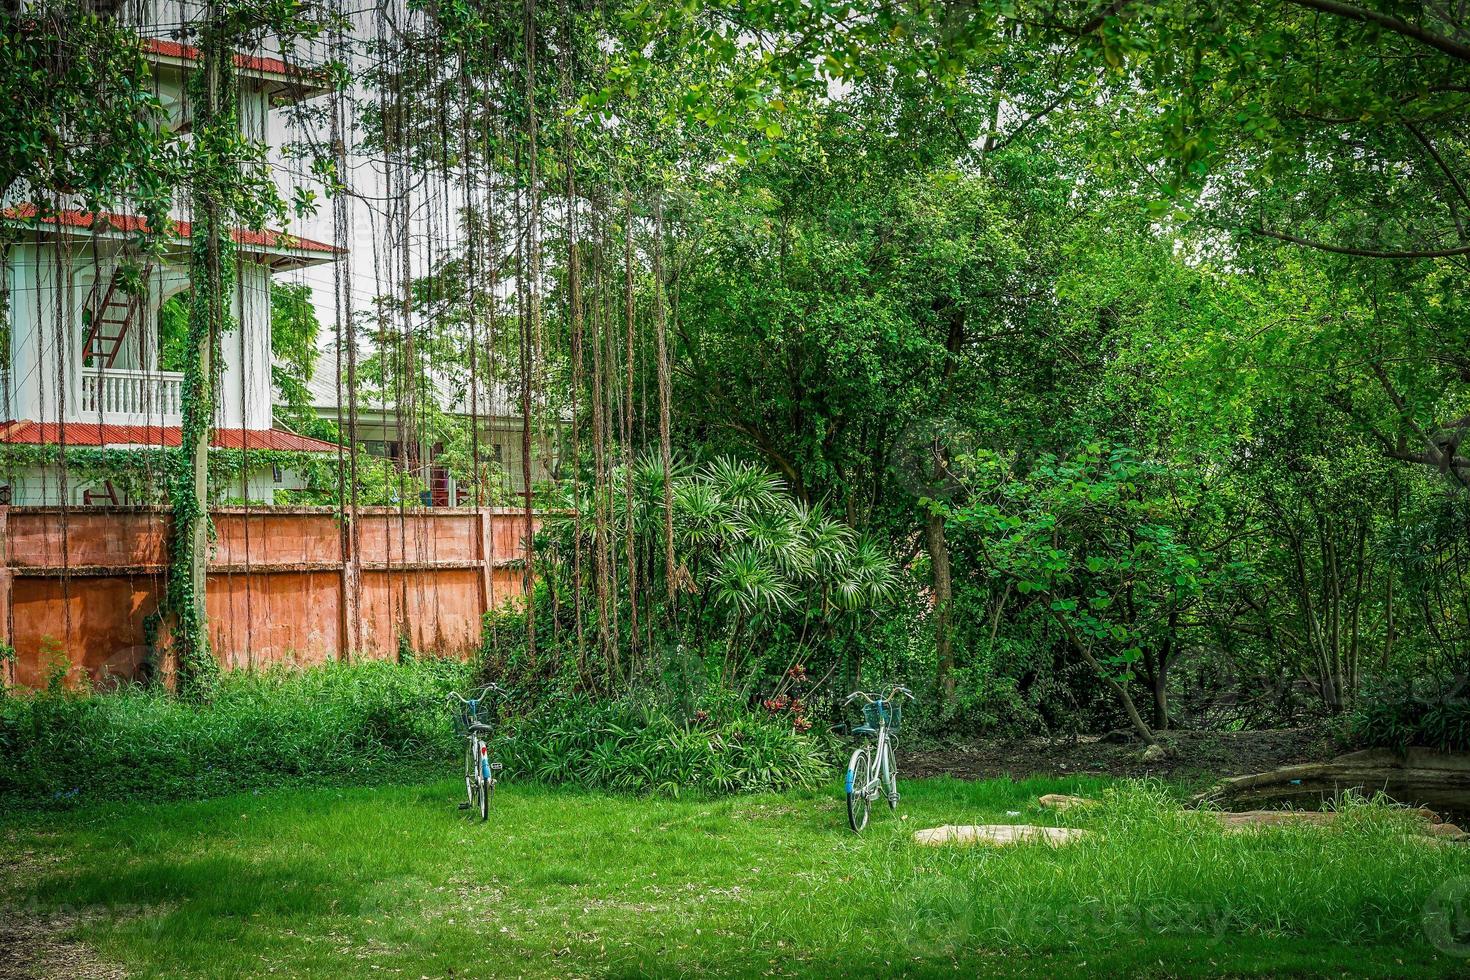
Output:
[81, 264, 151, 368]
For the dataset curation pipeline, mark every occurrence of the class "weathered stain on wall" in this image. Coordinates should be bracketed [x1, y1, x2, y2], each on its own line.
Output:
[0, 506, 532, 688]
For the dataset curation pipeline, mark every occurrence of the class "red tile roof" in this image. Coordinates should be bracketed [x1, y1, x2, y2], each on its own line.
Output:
[0, 421, 340, 454]
[1, 205, 342, 256]
[142, 38, 326, 87]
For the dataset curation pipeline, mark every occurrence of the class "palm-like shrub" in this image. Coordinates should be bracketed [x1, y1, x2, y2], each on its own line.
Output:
[537, 456, 899, 699]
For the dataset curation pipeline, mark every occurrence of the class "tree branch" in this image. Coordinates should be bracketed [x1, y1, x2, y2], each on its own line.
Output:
[1074, 0, 1139, 36]
[1283, 0, 1470, 62]
[1369, 361, 1470, 488]
[1251, 226, 1470, 258]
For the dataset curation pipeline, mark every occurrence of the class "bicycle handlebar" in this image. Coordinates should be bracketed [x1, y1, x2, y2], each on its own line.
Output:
[447, 683, 509, 705]
[844, 685, 914, 705]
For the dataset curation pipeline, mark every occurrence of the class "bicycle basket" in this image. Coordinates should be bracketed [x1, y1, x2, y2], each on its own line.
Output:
[452, 699, 493, 735]
[862, 700, 900, 732]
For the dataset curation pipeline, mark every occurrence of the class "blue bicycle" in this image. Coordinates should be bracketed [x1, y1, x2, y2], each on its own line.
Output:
[448, 684, 507, 820]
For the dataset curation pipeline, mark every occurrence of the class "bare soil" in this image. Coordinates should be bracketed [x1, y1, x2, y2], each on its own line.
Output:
[0, 843, 127, 980]
[0, 914, 127, 980]
[900, 728, 1333, 787]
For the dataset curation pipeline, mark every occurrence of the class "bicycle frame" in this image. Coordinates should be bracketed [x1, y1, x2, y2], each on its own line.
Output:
[448, 684, 507, 820]
[849, 715, 892, 801]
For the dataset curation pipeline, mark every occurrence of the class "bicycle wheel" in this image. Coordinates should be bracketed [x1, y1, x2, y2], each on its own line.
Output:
[846, 746, 872, 833]
[882, 741, 899, 810]
[463, 740, 478, 813]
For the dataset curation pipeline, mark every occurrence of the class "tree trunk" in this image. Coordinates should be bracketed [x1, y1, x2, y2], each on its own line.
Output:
[1060, 618, 1158, 746]
[170, 17, 227, 699]
[924, 507, 956, 709]
[1152, 657, 1170, 731]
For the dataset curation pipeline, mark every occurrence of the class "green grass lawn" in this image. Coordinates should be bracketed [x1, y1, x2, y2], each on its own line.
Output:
[4, 775, 1468, 978]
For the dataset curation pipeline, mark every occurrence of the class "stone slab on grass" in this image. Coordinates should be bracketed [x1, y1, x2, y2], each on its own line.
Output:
[913, 824, 1089, 847]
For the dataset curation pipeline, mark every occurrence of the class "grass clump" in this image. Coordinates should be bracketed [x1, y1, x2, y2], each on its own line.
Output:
[0, 658, 474, 810]
[853, 781, 1469, 959]
[502, 695, 832, 795]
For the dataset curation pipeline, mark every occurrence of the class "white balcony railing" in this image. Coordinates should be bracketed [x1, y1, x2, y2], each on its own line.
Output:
[78, 368, 184, 426]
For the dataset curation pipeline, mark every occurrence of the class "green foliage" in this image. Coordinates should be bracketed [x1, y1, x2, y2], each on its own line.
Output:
[269, 281, 322, 424]
[0, 1, 179, 220]
[0, 659, 475, 810]
[952, 444, 1240, 680]
[538, 455, 899, 695]
[1346, 677, 1470, 753]
[500, 696, 832, 796]
[156, 291, 190, 373]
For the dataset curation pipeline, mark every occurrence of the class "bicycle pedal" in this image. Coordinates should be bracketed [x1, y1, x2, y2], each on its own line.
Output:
[457, 802, 471, 810]
[489, 763, 503, 771]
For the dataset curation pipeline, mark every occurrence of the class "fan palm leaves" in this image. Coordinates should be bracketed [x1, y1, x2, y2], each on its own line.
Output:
[702, 456, 783, 514]
[673, 478, 734, 549]
[790, 502, 855, 577]
[536, 452, 901, 664]
[829, 534, 901, 611]
[730, 505, 812, 577]
[711, 546, 797, 616]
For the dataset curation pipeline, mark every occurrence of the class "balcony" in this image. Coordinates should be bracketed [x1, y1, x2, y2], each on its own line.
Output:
[78, 368, 184, 426]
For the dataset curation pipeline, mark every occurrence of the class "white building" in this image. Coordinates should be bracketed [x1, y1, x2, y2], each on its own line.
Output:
[293, 357, 563, 506]
[0, 39, 342, 505]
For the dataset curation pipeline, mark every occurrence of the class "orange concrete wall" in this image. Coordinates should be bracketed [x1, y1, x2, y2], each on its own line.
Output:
[0, 506, 533, 688]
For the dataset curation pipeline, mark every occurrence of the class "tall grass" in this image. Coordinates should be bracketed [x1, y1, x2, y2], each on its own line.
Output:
[501, 696, 832, 795]
[0, 661, 833, 809]
[852, 781, 1468, 957]
[0, 659, 473, 809]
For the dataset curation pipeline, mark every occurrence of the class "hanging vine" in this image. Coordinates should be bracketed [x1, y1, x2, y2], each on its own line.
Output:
[164, 18, 238, 699]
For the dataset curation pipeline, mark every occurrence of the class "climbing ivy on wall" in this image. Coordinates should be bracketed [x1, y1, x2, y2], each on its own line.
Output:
[1, 444, 333, 502]
[163, 25, 239, 700]
[156, 0, 338, 698]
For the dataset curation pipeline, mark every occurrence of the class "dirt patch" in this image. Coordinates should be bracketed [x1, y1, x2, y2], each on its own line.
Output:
[0, 912, 127, 980]
[0, 844, 127, 980]
[900, 728, 1332, 785]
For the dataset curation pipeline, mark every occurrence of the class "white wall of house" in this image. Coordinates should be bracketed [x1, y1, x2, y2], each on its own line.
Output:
[5, 461, 281, 507]
[215, 261, 275, 432]
[2, 242, 274, 432]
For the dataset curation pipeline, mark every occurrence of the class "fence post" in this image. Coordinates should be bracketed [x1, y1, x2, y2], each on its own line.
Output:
[478, 508, 494, 618]
[339, 511, 360, 662]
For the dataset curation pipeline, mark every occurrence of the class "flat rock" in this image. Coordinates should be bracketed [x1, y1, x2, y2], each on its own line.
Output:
[913, 824, 1088, 847]
[1038, 794, 1093, 811]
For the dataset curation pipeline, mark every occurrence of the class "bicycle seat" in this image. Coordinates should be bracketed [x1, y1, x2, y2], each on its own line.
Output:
[852, 725, 878, 736]
[468, 722, 494, 734]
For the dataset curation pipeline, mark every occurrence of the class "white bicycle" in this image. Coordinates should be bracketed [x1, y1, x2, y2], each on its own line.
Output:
[448, 684, 507, 821]
[843, 686, 914, 832]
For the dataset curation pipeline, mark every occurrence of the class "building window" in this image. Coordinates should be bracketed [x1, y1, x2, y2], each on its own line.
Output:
[360, 440, 403, 461]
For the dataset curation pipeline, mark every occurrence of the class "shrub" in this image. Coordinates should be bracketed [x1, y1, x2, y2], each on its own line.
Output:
[1345, 676, 1470, 752]
[0, 659, 834, 810]
[500, 695, 833, 796]
[0, 658, 474, 810]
